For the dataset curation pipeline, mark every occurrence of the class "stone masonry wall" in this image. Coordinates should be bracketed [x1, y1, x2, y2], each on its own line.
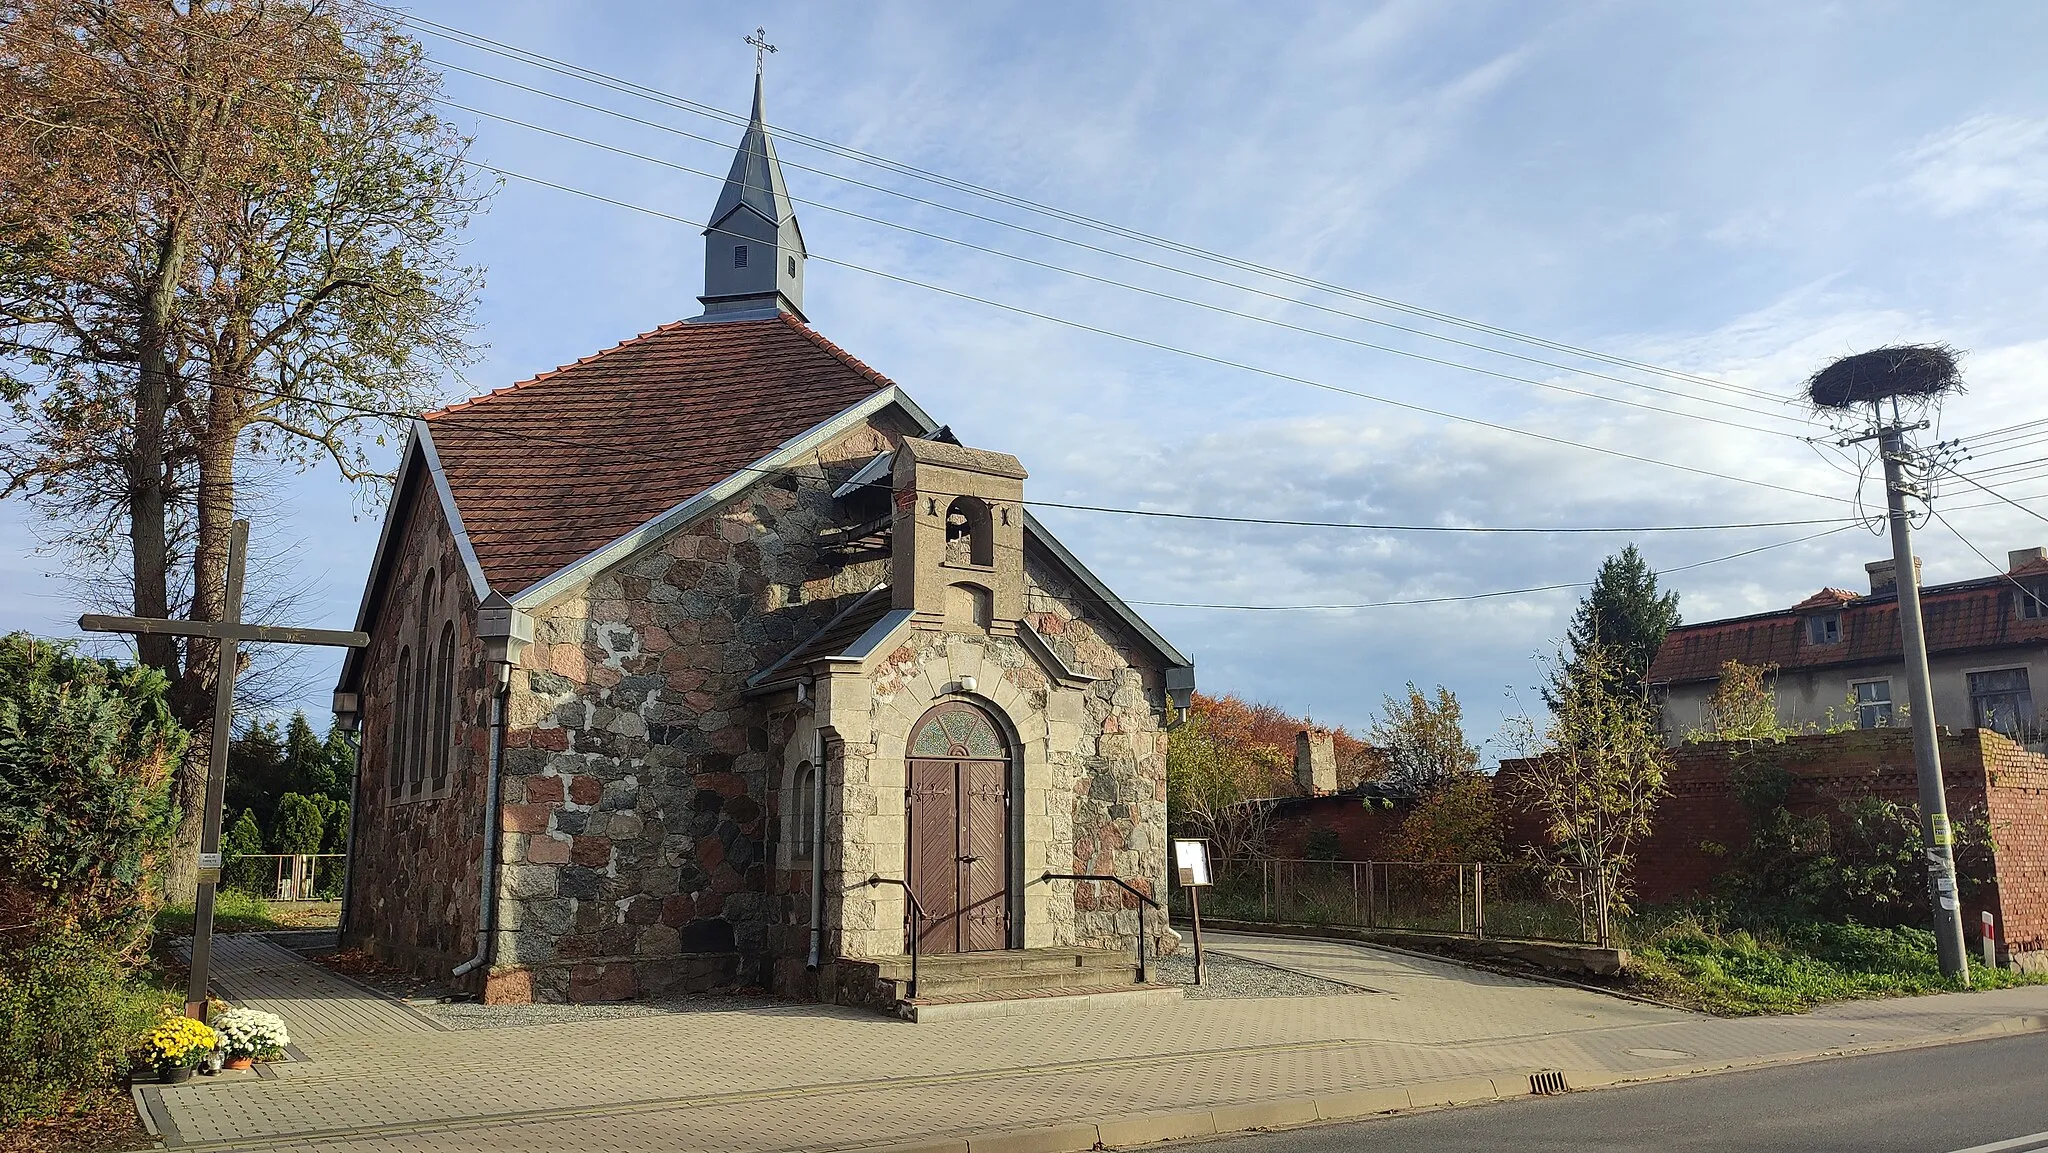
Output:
[483, 417, 907, 1003]
[342, 473, 491, 981]
[1021, 554, 1173, 953]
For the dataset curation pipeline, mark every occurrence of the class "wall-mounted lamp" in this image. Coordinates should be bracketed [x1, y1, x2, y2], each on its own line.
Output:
[331, 690, 361, 733]
[477, 591, 534, 689]
[957, 675, 977, 694]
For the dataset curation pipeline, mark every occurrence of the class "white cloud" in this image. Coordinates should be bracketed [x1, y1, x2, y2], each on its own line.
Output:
[1900, 114, 2048, 218]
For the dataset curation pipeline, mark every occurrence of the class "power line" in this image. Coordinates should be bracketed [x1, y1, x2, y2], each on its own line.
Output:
[1109, 523, 1862, 611]
[1928, 507, 2048, 610]
[1024, 499, 1853, 534]
[439, 96, 1815, 442]
[376, 5, 1812, 416]
[1935, 461, 2048, 527]
[460, 154, 1853, 508]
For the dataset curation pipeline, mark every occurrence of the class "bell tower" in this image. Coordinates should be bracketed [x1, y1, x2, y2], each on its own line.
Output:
[890, 438, 1028, 635]
[699, 69, 807, 321]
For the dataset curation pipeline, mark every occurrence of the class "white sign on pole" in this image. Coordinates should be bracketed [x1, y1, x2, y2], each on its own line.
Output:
[1173, 839, 1212, 888]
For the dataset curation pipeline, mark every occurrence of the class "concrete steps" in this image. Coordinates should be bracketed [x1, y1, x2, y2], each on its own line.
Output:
[837, 947, 1175, 1020]
[902, 983, 1185, 1023]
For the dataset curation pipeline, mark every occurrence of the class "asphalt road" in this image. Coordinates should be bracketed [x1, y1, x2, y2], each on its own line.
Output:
[1196, 1031, 2048, 1153]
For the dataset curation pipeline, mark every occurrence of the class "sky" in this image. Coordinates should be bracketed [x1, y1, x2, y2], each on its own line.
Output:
[5, 0, 2048, 756]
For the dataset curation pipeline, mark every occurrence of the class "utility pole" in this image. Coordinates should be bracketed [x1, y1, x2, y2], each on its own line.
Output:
[1876, 420, 1971, 981]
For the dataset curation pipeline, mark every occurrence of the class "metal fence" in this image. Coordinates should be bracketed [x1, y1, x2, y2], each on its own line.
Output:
[222, 853, 345, 902]
[1173, 858, 1606, 946]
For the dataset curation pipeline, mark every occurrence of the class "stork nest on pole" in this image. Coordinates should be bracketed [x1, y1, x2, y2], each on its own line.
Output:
[1805, 344, 1964, 410]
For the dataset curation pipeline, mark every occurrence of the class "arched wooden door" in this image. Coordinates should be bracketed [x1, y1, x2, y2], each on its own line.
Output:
[906, 701, 1012, 953]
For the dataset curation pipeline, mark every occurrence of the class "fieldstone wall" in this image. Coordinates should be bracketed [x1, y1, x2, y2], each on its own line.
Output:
[341, 471, 492, 981]
[482, 419, 904, 1002]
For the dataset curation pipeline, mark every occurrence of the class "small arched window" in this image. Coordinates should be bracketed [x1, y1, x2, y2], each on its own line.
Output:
[431, 621, 456, 793]
[944, 496, 994, 567]
[390, 647, 412, 798]
[789, 761, 816, 863]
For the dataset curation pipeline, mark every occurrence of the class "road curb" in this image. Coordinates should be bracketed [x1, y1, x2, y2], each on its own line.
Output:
[834, 1013, 2048, 1152]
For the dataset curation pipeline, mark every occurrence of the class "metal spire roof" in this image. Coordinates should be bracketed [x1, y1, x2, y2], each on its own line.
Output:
[707, 73, 796, 231]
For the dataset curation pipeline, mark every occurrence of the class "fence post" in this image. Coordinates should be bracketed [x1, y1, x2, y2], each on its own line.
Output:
[1351, 861, 1361, 925]
[1261, 858, 1270, 920]
[1474, 862, 1485, 941]
[1366, 862, 1376, 929]
[1458, 866, 1467, 935]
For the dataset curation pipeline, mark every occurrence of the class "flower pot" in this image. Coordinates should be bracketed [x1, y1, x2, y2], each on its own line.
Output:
[225, 1056, 255, 1070]
[160, 1065, 195, 1084]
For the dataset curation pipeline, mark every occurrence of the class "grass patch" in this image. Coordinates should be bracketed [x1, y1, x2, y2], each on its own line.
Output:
[152, 891, 337, 935]
[1622, 914, 2047, 1015]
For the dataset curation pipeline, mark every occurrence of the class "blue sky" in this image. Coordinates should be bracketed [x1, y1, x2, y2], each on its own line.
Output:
[6, 0, 2048, 752]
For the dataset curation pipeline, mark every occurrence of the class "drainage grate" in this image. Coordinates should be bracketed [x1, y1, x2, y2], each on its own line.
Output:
[1529, 1070, 1570, 1096]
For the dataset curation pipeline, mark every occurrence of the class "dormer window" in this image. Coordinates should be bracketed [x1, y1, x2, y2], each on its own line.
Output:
[1807, 612, 1842, 645]
[2020, 579, 2048, 620]
[733, 244, 749, 268]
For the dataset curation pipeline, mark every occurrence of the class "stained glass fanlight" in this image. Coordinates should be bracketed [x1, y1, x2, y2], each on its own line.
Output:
[910, 701, 1006, 759]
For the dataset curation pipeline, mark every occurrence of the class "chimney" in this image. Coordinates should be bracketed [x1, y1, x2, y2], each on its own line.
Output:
[1294, 729, 1336, 796]
[1866, 556, 1922, 596]
[2010, 547, 2047, 572]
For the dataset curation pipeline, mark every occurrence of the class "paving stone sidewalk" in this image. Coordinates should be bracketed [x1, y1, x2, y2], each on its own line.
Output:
[140, 930, 2048, 1153]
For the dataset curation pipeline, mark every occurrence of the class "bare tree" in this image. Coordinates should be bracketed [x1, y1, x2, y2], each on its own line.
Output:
[0, 0, 487, 896]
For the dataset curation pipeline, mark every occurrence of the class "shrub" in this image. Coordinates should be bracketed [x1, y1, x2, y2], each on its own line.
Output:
[1386, 775, 1504, 863]
[0, 633, 188, 953]
[0, 930, 175, 1123]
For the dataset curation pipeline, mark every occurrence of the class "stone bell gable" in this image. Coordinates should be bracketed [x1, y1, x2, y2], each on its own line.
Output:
[890, 438, 1028, 632]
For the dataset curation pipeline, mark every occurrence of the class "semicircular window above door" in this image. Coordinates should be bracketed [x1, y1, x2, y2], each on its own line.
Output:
[910, 700, 1006, 759]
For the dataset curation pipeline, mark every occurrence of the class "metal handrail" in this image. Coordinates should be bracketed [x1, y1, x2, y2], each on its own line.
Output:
[1041, 871, 1160, 984]
[864, 875, 926, 999]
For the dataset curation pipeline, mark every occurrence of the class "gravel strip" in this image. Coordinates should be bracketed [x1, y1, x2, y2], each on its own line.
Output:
[1151, 948, 1370, 999]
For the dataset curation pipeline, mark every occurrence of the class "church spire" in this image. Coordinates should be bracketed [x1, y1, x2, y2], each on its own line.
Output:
[699, 43, 806, 322]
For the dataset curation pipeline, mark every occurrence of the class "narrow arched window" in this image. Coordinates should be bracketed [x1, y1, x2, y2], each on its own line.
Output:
[789, 761, 816, 863]
[943, 496, 994, 566]
[390, 647, 412, 799]
[410, 570, 437, 796]
[432, 621, 456, 794]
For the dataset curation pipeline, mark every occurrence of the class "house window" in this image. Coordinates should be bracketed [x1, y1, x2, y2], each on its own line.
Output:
[789, 761, 816, 863]
[1806, 612, 1842, 645]
[786, 255, 796, 277]
[2020, 579, 2048, 620]
[733, 244, 748, 268]
[1852, 679, 1893, 729]
[1970, 668, 2035, 738]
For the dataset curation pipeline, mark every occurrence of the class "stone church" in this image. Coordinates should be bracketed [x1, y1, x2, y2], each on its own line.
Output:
[332, 76, 1195, 1006]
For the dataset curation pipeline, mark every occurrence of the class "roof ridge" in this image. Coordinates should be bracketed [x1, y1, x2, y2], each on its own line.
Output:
[424, 316, 782, 420]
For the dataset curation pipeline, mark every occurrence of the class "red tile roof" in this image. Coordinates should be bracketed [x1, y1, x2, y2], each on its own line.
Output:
[424, 314, 895, 593]
[1650, 560, 2048, 684]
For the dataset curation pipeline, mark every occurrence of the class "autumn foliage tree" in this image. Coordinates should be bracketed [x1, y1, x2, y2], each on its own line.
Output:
[1166, 692, 1375, 860]
[0, 0, 487, 896]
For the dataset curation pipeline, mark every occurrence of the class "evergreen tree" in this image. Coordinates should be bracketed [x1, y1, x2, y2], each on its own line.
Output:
[225, 721, 288, 830]
[271, 793, 324, 856]
[1550, 545, 1681, 704]
[282, 712, 333, 797]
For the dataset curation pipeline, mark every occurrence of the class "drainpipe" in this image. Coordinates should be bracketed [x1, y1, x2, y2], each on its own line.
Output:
[455, 593, 531, 983]
[806, 682, 827, 970]
[331, 692, 363, 940]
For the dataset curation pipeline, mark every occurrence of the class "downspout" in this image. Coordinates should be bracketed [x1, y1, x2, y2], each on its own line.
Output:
[452, 673, 508, 979]
[456, 593, 531, 983]
[806, 682, 826, 969]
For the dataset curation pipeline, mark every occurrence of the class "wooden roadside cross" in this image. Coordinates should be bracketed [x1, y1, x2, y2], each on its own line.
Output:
[80, 519, 367, 1019]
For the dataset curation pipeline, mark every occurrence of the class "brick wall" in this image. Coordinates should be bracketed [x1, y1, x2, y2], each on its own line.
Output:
[1499, 728, 2048, 967]
[1265, 794, 1408, 860]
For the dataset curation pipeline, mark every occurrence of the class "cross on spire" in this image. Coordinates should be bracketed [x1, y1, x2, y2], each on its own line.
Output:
[746, 27, 776, 76]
